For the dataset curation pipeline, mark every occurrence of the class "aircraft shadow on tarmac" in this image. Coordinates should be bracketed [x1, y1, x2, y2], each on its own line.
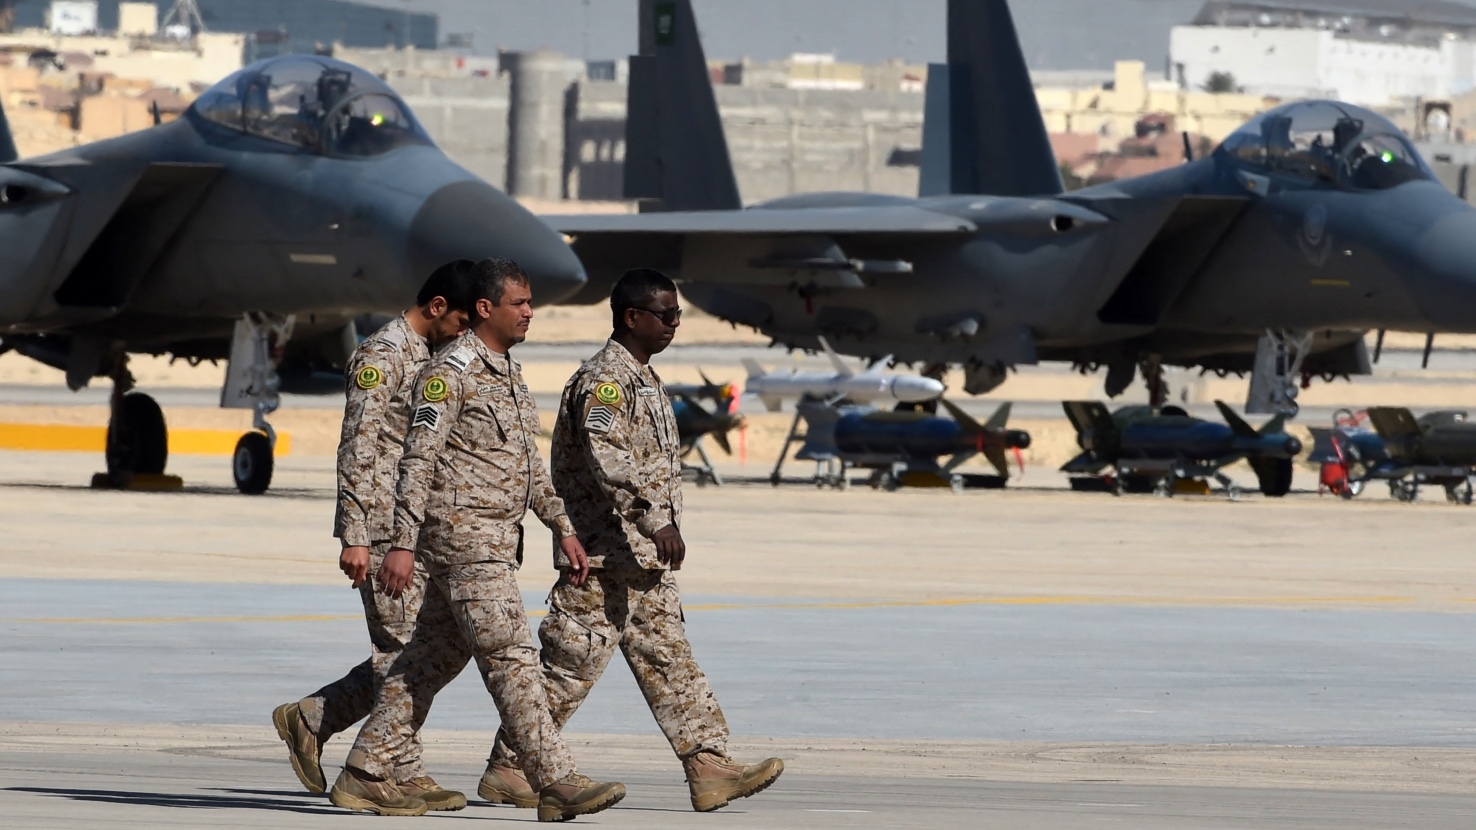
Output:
[6, 785, 340, 816]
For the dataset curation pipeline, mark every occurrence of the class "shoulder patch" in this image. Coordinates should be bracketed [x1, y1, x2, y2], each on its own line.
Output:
[594, 382, 623, 406]
[410, 403, 442, 430]
[443, 349, 472, 372]
[584, 405, 616, 435]
[355, 366, 383, 390]
[422, 377, 449, 403]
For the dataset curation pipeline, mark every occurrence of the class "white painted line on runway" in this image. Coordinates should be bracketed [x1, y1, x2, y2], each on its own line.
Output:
[806, 809, 873, 813]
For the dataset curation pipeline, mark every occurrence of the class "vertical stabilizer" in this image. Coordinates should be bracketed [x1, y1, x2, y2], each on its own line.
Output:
[931, 0, 1062, 197]
[624, 0, 742, 211]
[0, 95, 17, 163]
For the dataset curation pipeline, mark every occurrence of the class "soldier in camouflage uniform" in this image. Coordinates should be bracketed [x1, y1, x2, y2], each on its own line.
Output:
[271, 260, 477, 814]
[482, 269, 784, 813]
[331, 257, 627, 823]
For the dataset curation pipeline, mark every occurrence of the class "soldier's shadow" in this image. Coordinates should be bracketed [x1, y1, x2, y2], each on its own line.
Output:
[7, 785, 339, 815]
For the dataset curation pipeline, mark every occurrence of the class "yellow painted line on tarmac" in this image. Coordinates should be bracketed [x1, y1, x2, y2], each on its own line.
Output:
[0, 423, 291, 456]
[5, 595, 1418, 625]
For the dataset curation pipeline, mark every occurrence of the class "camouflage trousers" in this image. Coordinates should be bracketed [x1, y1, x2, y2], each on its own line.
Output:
[492, 567, 729, 768]
[345, 559, 576, 791]
[298, 545, 430, 782]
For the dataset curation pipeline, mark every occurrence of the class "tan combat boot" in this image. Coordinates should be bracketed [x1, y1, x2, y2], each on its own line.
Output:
[399, 776, 468, 811]
[683, 753, 785, 812]
[270, 702, 325, 793]
[536, 772, 627, 823]
[477, 763, 538, 808]
[329, 767, 428, 816]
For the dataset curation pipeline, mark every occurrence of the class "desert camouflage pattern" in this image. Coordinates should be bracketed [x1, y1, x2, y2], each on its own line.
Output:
[492, 567, 730, 767]
[334, 313, 430, 548]
[304, 544, 433, 781]
[390, 331, 575, 562]
[306, 313, 434, 779]
[346, 549, 577, 788]
[550, 340, 682, 570]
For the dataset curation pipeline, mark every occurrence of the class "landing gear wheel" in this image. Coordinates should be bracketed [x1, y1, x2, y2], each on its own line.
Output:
[1257, 458, 1294, 497]
[1445, 479, 1473, 505]
[1389, 479, 1418, 503]
[106, 392, 168, 482]
[233, 431, 274, 495]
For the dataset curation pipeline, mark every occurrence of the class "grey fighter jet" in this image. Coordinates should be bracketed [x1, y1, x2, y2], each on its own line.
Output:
[552, 0, 1476, 417]
[0, 55, 586, 493]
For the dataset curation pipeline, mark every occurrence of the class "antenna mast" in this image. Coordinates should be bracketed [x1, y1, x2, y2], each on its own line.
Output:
[161, 0, 207, 35]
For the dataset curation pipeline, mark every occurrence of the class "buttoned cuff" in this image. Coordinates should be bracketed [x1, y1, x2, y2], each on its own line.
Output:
[635, 509, 671, 539]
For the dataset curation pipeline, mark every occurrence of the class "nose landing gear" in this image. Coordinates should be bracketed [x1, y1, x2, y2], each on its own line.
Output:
[101, 356, 172, 488]
[222, 313, 295, 495]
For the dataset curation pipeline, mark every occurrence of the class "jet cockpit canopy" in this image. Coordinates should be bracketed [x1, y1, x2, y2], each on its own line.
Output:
[1217, 101, 1433, 191]
[192, 56, 433, 157]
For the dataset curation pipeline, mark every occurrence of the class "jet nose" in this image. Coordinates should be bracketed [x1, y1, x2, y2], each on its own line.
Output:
[1392, 187, 1476, 328]
[409, 180, 586, 305]
[890, 376, 946, 402]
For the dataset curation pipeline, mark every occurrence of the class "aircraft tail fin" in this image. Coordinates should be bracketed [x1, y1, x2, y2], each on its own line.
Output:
[921, 0, 1062, 197]
[817, 336, 855, 377]
[623, 0, 742, 211]
[0, 94, 18, 163]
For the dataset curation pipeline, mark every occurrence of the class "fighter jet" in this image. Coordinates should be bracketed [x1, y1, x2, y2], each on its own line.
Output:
[790, 398, 1029, 493]
[1362, 407, 1476, 504]
[1062, 401, 1302, 500]
[551, 0, 1476, 417]
[742, 337, 945, 412]
[0, 54, 586, 493]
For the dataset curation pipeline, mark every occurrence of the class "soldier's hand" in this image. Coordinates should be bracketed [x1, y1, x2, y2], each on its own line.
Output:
[340, 545, 372, 589]
[652, 525, 686, 570]
[378, 548, 415, 598]
[559, 535, 590, 586]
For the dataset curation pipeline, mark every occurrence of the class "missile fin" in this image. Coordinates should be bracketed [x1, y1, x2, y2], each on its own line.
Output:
[939, 398, 984, 433]
[817, 336, 855, 377]
[983, 402, 1012, 432]
[1214, 400, 1259, 439]
[741, 358, 767, 380]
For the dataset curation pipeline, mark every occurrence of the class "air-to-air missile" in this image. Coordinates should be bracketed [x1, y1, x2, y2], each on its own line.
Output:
[1062, 401, 1303, 500]
[1359, 408, 1476, 504]
[742, 338, 945, 412]
[666, 377, 746, 486]
[784, 399, 1030, 493]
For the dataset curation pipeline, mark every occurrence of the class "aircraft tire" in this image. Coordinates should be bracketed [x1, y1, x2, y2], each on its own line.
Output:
[105, 392, 168, 481]
[233, 431, 274, 495]
[1257, 458, 1294, 498]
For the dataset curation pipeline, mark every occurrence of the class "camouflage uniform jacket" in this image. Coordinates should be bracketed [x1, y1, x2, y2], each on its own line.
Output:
[551, 339, 682, 571]
[334, 313, 430, 548]
[390, 331, 575, 565]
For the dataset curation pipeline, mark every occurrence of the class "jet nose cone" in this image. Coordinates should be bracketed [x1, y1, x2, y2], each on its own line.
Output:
[1401, 192, 1476, 328]
[410, 181, 586, 304]
[891, 376, 946, 402]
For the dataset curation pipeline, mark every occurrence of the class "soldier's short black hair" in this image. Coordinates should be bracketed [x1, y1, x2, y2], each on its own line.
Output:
[469, 257, 531, 307]
[610, 268, 677, 331]
[416, 259, 478, 312]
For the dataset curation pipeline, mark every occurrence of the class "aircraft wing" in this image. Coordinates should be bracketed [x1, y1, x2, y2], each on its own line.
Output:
[2, 161, 224, 331]
[548, 205, 977, 237]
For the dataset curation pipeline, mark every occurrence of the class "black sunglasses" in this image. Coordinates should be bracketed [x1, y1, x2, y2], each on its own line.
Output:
[632, 306, 683, 326]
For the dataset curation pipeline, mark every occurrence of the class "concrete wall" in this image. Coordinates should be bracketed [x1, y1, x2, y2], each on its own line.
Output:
[1170, 25, 1467, 106]
[566, 79, 924, 204]
[390, 74, 511, 186]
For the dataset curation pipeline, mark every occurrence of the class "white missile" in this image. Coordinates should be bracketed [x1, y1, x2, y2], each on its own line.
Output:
[741, 337, 945, 412]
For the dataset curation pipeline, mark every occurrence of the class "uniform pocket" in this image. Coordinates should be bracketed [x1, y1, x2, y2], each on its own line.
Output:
[442, 563, 530, 655]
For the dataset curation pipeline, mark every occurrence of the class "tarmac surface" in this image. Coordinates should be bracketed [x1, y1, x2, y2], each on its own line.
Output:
[5, 451, 1476, 827]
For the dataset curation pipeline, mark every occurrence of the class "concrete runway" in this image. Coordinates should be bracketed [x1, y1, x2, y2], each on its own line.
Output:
[5, 452, 1476, 827]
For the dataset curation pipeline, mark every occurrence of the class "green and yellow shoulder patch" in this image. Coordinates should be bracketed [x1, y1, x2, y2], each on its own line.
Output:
[594, 382, 623, 406]
[422, 376, 450, 403]
[355, 366, 383, 390]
